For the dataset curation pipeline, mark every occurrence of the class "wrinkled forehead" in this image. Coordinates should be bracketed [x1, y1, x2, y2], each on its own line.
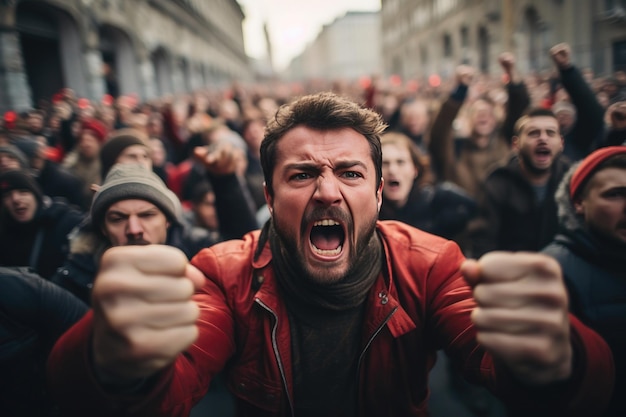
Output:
[519, 116, 559, 134]
[274, 127, 373, 166]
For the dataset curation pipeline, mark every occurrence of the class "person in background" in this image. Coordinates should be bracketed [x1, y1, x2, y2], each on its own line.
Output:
[601, 101, 626, 147]
[470, 108, 570, 257]
[0, 169, 84, 279]
[548, 43, 606, 161]
[12, 134, 84, 208]
[53, 141, 257, 304]
[0, 144, 29, 173]
[241, 117, 267, 211]
[395, 99, 431, 151]
[48, 92, 613, 417]
[429, 56, 528, 202]
[183, 182, 221, 243]
[99, 128, 152, 180]
[543, 146, 626, 417]
[62, 118, 109, 210]
[379, 131, 476, 240]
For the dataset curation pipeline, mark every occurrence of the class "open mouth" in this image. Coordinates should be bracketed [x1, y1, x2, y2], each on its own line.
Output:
[534, 148, 551, 162]
[310, 219, 345, 256]
[14, 206, 27, 216]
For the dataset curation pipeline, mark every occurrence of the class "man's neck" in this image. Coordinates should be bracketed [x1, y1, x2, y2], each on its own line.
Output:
[519, 160, 551, 186]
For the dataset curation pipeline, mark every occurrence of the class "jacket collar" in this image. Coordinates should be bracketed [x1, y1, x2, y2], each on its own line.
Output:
[250, 225, 417, 338]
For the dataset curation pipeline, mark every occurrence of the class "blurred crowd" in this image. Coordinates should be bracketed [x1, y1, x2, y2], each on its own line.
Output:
[1, 40, 625, 417]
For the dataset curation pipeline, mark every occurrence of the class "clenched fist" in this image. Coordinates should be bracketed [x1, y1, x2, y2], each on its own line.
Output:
[462, 252, 572, 386]
[550, 43, 572, 70]
[91, 245, 206, 386]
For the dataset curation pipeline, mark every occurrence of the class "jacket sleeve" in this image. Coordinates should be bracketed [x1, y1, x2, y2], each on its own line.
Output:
[429, 85, 467, 183]
[208, 172, 260, 240]
[559, 65, 606, 157]
[427, 242, 614, 416]
[47, 261, 237, 417]
[501, 81, 531, 145]
[486, 315, 614, 416]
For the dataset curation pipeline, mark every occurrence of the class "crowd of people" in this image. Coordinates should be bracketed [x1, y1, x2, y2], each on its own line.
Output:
[0, 41, 625, 417]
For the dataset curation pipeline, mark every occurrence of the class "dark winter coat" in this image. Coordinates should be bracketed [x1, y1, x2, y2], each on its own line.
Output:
[379, 181, 476, 240]
[36, 160, 84, 210]
[470, 154, 570, 256]
[543, 164, 626, 417]
[0, 266, 87, 417]
[0, 197, 85, 279]
[558, 65, 606, 161]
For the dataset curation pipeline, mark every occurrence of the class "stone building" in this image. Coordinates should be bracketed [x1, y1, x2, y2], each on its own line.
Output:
[285, 11, 382, 82]
[381, 0, 626, 80]
[0, 0, 252, 114]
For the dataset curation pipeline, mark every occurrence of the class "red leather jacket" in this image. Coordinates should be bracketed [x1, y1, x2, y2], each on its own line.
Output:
[47, 221, 614, 417]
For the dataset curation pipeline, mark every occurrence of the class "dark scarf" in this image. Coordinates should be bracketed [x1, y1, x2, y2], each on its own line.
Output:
[267, 221, 383, 416]
[269, 222, 382, 312]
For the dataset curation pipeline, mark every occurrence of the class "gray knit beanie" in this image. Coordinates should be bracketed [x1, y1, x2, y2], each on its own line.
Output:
[91, 163, 181, 228]
[0, 145, 29, 168]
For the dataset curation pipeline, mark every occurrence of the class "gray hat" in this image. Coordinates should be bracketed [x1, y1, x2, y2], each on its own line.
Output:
[0, 145, 29, 168]
[91, 163, 181, 228]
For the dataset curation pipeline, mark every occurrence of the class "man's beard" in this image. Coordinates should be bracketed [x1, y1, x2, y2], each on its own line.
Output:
[519, 149, 552, 176]
[272, 207, 378, 285]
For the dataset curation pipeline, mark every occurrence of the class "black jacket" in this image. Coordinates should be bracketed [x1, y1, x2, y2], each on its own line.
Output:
[379, 181, 476, 240]
[0, 266, 88, 417]
[558, 65, 606, 161]
[542, 164, 625, 417]
[0, 197, 85, 279]
[471, 154, 570, 256]
[36, 161, 84, 210]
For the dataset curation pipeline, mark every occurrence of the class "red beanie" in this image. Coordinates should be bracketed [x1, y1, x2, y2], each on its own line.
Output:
[570, 146, 626, 199]
[81, 118, 108, 143]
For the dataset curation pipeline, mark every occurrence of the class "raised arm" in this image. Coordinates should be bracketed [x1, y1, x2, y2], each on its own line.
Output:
[429, 65, 474, 182]
[550, 43, 606, 159]
[499, 52, 531, 145]
[462, 252, 614, 415]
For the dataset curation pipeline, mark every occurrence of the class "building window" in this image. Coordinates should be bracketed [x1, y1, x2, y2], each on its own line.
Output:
[443, 33, 453, 58]
[460, 26, 469, 48]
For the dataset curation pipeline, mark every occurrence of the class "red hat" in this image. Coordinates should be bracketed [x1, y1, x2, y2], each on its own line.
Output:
[81, 118, 108, 143]
[570, 146, 626, 199]
[3, 111, 17, 130]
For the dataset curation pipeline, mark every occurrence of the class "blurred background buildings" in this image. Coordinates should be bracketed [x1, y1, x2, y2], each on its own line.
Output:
[379, 0, 626, 82]
[1, 0, 626, 113]
[0, 0, 250, 113]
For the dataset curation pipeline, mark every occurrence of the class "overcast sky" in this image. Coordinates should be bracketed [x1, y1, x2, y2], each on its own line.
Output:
[237, 0, 381, 71]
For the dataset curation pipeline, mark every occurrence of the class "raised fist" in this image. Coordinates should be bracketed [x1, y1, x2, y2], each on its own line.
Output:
[91, 245, 205, 385]
[550, 43, 572, 70]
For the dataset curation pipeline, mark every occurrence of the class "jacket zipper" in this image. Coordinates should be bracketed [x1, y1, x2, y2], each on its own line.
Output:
[356, 306, 398, 402]
[255, 298, 295, 416]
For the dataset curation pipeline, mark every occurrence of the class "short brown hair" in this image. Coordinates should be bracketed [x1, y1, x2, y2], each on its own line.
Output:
[380, 132, 434, 186]
[260, 92, 387, 196]
[513, 107, 558, 136]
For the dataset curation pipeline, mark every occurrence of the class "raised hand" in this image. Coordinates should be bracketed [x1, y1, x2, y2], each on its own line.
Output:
[550, 43, 572, 70]
[462, 251, 572, 385]
[91, 245, 205, 385]
[193, 141, 243, 176]
[456, 65, 475, 86]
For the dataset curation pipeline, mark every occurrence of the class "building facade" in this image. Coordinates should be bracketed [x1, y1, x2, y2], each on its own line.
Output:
[285, 11, 382, 82]
[0, 0, 252, 114]
[381, 0, 626, 80]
